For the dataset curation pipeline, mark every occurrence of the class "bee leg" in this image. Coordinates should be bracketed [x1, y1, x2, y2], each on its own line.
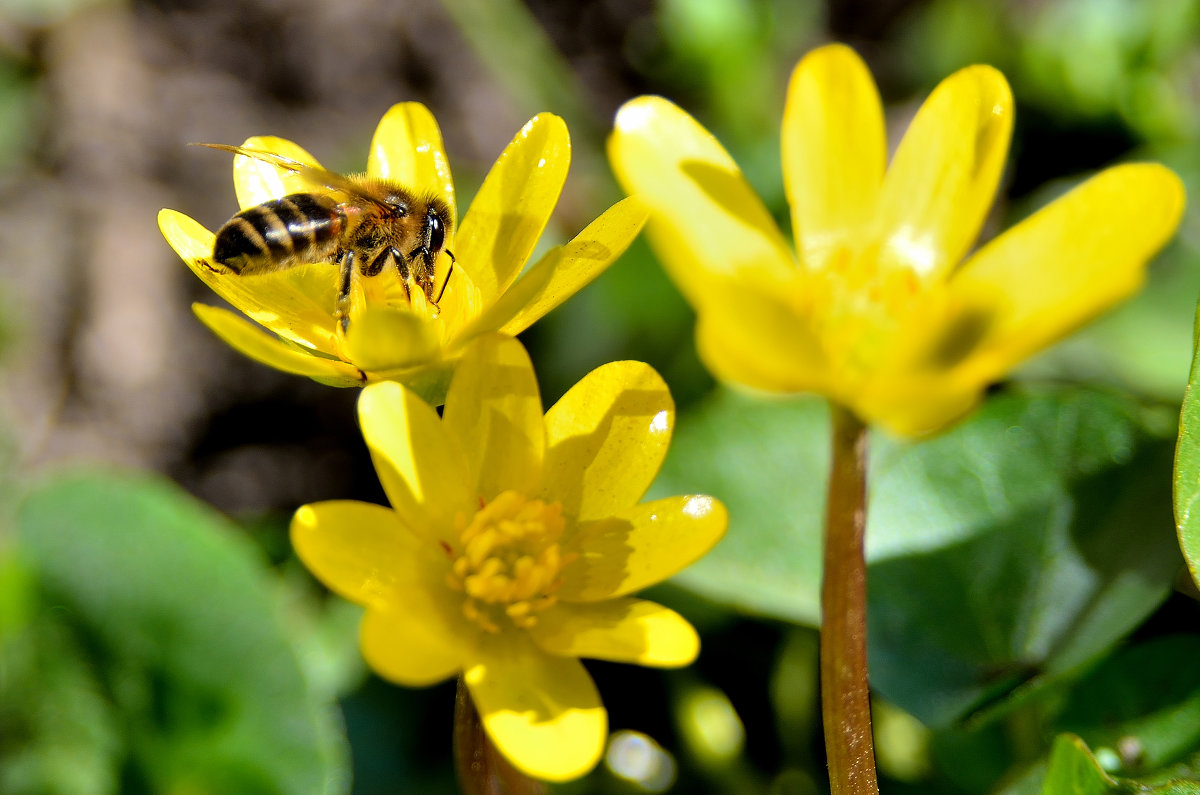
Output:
[404, 244, 440, 303]
[382, 246, 413, 302]
[201, 258, 236, 275]
[336, 250, 355, 334]
[362, 248, 393, 278]
[433, 250, 455, 306]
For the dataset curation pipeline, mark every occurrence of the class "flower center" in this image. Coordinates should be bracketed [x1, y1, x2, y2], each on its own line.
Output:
[804, 243, 924, 379]
[444, 491, 577, 634]
[357, 269, 444, 320]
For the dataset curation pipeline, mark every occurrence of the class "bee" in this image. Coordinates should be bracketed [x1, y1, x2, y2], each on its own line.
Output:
[197, 143, 454, 331]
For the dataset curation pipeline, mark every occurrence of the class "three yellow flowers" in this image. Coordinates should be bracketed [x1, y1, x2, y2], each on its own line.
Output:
[159, 42, 1184, 781]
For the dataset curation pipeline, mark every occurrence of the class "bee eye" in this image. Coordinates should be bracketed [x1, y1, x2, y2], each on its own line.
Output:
[428, 212, 445, 253]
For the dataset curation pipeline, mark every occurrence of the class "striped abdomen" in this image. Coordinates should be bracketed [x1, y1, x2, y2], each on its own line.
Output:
[213, 193, 344, 274]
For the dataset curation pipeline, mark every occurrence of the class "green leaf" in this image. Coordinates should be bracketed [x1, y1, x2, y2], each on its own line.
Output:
[14, 470, 349, 795]
[0, 614, 123, 795]
[868, 392, 1180, 727]
[656, 385, 1181, 726]
[1055, 635, 1200, 777]
[652, 388, 828, 625]
[1042, 734, 1119, 795]
[1173, 295, 1200, 589]
[1040, 733, 1200, 795]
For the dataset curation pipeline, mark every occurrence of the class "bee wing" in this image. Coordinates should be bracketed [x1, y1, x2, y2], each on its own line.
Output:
[193, 143, 391, 209]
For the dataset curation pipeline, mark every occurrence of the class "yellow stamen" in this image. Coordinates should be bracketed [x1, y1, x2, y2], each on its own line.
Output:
[445, 490, 572, 634]
[800, 242, 933, 384]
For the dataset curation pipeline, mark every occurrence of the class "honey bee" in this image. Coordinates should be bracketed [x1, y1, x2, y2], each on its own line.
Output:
[197, 143, 454, 331]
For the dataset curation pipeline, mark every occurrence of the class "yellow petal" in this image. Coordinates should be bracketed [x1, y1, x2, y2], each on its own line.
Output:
[454, 247, 565, 343]
[231, 135, 325, 210]
[782, 44, 886, 269]
[608, 95, 794, 306]
[432, 247, 483, 342]
[365, 361, 456, 407]
[159, 207, 215, 263]
[454, 197, 647, 341]
[360, 605, 466, 687]
[853, 373, 983, 438]
[872, 65, 1013, 281]
[946, 162, 1186, 383]
[192, 303, 363, 385]
[693, 280, 832, 394]
[160, 209, 342, 352]
[455, 114, 570, 304]
[368, 102, 458, 228]
[530, 597, 699, 668]
[290, 500, 432, 608]
[491, 197, 647, 337]
[465, 638, 606, 782]
[341, 305, 442, 372]
[558, 495, 727, 601]
[442, 335, 544, 500]
[541, 361, 672, 521]
[358, 381, 474, 541]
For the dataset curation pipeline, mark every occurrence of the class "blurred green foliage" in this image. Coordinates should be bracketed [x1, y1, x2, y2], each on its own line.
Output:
[2, 472, 351, 793]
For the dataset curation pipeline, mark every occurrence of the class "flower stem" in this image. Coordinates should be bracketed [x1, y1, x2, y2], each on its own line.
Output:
[453, 675, 546, 795]
[820, 403, 879, 795]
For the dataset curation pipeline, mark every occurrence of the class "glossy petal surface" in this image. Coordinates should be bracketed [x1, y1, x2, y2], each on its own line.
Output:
[465, 639, 606, 782]
[341, 306, 442, 372]
[693, 280, 832, 395]
[609, 96, 795, 305]
[361, 606, 465, 687]
[558, 495, 727, 601]
[456, 114, 570, 304]
[530, 597, 699, 667]
[457, 196, 648, 337]
[948, 163, 1186, 382]
[436, 252, 484, 341]
[872, 65, 1013, 281]
[159, 209, 341, 351]
[232, 135, 324, 210]
[443, 334, 545, 500]
[290, 500, 430, 609]
[855, 375, 983, 438]
[358, 381, 473, 539]
[368, 102, 457, 226]
[192, 304, 362, 385]
[542, 361, 673, 520]
[783, 44, 886, 269]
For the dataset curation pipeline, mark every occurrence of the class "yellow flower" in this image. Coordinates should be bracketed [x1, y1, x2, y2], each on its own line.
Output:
[160, 103, 646, 402]
[609, 44, 1185, 436]
[290, 334, 727, 781]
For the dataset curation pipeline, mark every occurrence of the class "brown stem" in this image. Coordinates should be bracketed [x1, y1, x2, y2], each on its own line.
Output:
[453, 675, 546, 795]
[820, 403, 879, 795]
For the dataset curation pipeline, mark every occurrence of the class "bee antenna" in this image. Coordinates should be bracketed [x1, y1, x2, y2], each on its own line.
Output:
[434, 250, 456, 305]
